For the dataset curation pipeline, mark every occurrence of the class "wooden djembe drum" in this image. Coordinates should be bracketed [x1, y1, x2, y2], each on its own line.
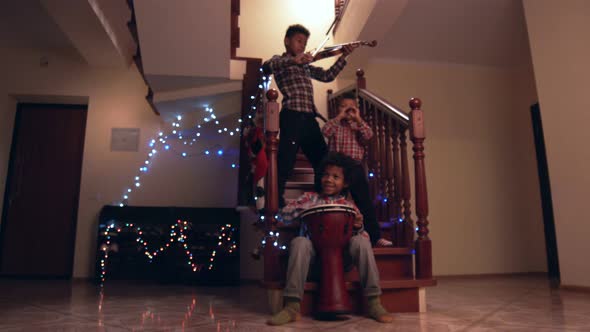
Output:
[299, 204, 357, 315]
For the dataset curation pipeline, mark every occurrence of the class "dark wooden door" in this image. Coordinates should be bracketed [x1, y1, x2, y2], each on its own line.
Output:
[0, 103, 87, 278]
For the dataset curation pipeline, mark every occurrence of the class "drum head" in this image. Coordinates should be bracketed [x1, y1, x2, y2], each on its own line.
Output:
[299, 204, 357, 220]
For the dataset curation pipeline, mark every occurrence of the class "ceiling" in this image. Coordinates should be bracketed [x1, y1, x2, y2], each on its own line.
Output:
[373, 0, 531, 67]
[0, 0, 79, 54]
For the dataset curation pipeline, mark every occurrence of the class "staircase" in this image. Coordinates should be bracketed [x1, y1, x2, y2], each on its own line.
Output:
[257, 70, 435, 315]
[265, 151, 435, 314]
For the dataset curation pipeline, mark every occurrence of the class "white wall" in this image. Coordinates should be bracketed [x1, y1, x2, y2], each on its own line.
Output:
[134, 0, 230, 78]
[364, 58, 546, 276]
[0, 47, 241, 278]
[523, 0, 590, 288]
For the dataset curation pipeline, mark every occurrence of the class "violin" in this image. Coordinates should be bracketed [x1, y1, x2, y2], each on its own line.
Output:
[312, 40, 377, 62]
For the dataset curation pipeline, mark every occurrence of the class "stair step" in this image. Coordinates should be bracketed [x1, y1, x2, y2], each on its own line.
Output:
[284, 181, 313, 189]
[288, 167, 315, 182]
[262, 278, 436, 291]
[263, 278, 436, 314]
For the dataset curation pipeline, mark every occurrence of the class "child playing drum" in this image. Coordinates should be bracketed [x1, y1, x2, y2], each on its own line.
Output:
[268, 152, 393, 325]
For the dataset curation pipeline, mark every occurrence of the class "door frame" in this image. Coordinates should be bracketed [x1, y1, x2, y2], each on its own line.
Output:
[0, 102, 88, 278]
[530, 102, 560, 286]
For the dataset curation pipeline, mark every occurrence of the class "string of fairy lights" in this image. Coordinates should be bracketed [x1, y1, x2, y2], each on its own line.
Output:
[98, 69, 271, 284]
[115, 70, 272, 208]
[98, 220, 236, 285]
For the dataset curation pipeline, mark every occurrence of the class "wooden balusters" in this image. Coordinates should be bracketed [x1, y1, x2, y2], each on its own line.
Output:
[263, 89, 281, 283]
[390, 122, 401, 246]
[324, 70, 432, 281]
[409, 98, 432, 279]
[399, 125, 413, 247]
[383, 116, 394, 238]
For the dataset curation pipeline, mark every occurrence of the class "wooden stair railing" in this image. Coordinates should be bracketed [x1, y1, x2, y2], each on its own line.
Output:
[327, 69, 432, 279]
[259, 72, 434, 314]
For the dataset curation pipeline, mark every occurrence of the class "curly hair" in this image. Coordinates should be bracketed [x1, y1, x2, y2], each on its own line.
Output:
[337, 91, 357, 106]
[285, 24, 310, 38]
[313, 152, 357, 194]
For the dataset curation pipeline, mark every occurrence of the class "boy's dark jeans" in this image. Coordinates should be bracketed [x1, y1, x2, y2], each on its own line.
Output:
[350, 162, 380, 245]
[277, 109, 328, 207]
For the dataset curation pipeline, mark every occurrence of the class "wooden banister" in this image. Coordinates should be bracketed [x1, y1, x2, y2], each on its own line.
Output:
[409, 98, 432, 279]
[263, 89, 281, 283]
[326, 69, 432, 279]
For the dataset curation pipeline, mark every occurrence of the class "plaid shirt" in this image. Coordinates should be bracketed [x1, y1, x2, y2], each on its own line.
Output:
[322, 118, 373, 161]
[263, 54, 347, 113]
[278, 192, 365, 238]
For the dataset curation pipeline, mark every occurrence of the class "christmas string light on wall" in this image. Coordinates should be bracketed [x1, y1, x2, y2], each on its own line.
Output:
[114, 69, 272, 208]
[98, 220, 236, 285]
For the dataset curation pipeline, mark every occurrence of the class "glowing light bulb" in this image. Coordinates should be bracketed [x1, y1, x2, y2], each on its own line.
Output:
[177, 115, 182, 121]
[165, 145, 170, 150]
[182, 152, 187, 157]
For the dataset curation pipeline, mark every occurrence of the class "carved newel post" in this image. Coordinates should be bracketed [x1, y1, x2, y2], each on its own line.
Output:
[409, 98, 432, 279]
[356, 69, 366, 89]
[263, 89, 280, 283]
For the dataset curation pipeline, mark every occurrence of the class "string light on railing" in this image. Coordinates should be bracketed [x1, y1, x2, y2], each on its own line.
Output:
[258, 230, 287, 251]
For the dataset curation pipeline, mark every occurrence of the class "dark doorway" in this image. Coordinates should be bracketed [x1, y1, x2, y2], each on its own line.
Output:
[0, 103, 87, 278]
[530, 103, 560, 286]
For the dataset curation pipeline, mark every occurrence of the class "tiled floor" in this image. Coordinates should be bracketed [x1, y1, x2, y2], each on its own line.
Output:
[0, 275, 589, 331]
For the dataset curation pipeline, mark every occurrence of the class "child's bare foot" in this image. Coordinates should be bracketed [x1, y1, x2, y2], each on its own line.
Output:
[375, 238, 393, 247]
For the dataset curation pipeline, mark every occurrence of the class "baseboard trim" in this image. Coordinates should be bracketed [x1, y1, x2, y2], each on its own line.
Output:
[560, 284, 590, 293]
[434, 271, 547, 280]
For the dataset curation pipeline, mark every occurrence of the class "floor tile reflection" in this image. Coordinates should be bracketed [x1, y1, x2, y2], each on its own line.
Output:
[0, 275, 589, 331]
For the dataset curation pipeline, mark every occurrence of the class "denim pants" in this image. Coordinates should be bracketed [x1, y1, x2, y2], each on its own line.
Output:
[283, 235, 382, 300]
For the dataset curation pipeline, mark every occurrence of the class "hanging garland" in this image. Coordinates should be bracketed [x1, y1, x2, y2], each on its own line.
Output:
[98, 220, 236, 286]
